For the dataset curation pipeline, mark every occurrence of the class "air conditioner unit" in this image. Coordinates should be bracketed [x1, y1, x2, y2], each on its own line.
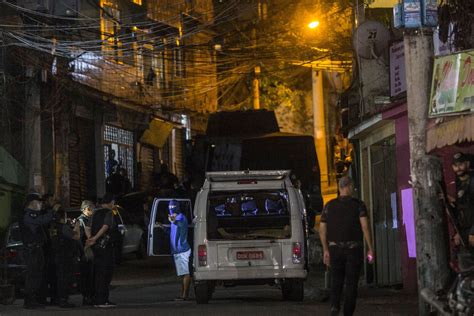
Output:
[52, 0, 80, 17]
[17, 0, 80, 16]
[16, 0, 51, 12]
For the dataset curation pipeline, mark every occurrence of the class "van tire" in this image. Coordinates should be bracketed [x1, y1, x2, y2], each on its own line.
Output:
[195, 282, 210, 304]
[282, 279, 304, 301]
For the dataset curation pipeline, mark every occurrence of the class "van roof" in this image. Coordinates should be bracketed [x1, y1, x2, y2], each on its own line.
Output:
[205, 170, 290, 182]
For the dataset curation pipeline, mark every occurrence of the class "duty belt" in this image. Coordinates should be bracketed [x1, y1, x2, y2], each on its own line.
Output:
[329, 241, 362, 249]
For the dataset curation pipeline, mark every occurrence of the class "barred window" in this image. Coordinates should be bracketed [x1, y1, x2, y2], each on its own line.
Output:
[103, 125, 134, 186]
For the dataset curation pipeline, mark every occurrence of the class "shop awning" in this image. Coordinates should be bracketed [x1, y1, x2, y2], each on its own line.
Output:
[140, 118, 174, 148]
[426, 114, 474, 152]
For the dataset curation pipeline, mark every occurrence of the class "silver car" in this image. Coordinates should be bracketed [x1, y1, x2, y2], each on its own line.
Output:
[192, 170, 309, 304]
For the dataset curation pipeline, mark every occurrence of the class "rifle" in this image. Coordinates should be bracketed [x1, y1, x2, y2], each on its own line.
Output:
[437, 182, 466, 248]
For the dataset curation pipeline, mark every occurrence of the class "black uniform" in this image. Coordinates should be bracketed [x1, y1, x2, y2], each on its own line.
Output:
[49, 217, 76, 307]
[91, 208, 117, 305]
[41, 208, 56, 304]
[455, 171, 474, 244]
[19, 208, 53, 307]
[320, 196, 368, 316]
[77, 213, 94, 304]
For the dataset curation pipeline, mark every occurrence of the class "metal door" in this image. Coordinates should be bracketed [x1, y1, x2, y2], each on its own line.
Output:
[147, 198, 193, 256]
[370, 136, 402, 285]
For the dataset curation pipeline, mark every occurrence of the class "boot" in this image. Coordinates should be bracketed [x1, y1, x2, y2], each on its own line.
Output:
[82, 296, 93, 306]
[59, 299, 75, 308]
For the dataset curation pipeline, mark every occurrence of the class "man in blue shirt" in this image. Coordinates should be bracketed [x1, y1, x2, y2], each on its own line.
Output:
[168, 200, 191, 301]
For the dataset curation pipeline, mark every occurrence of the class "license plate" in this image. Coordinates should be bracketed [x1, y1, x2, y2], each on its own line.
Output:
[236, 251, 264, 260]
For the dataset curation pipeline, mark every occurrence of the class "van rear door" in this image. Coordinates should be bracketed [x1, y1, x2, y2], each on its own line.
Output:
[147, 198, 193, 256]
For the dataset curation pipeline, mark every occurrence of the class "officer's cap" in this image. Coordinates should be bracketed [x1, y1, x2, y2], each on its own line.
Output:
[453, 152, 469, 164]
[25, 193, 43, 204]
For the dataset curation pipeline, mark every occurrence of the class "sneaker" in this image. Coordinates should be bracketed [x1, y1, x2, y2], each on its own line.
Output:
[59, 301, 76, 308]
[94, 302, 117, 308]
[24, 302, 45, 310]
[50, 299, 60, 306]
[174, 297, 187, 301]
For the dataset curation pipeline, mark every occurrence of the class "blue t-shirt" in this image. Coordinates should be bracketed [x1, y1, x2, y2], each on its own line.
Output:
[170, 213, 191, 254]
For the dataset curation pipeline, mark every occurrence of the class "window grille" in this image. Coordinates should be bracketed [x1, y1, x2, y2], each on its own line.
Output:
[103, 125, 134, 186]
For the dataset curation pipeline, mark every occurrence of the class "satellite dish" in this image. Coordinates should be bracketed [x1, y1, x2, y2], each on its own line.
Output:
[353, 20, 390, 59]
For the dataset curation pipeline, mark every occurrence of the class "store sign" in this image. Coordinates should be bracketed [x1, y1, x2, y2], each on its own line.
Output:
[429, 50, 474, 117]
[390, 41, 407, 97]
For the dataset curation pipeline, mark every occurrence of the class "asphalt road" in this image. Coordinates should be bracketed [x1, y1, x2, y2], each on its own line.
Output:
[0, 257, 418, 315]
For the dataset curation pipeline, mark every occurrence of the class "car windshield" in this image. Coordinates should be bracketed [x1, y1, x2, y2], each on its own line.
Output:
[207, 190, 291, 240]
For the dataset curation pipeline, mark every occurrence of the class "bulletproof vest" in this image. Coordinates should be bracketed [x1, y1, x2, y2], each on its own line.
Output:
[77, 214, 90, 243]
[456, 173, 474, 229]
[49, 221, 66, 250]
[19, 209, 47, 245]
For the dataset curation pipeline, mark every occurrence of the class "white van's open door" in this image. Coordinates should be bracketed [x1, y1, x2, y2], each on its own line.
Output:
[147, 198, 193, 256]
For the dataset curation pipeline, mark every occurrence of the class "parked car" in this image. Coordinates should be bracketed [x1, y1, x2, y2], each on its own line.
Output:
[67, 206, 146, 260]
[191, 170, 309, 304]
[0, 222, 26, 293]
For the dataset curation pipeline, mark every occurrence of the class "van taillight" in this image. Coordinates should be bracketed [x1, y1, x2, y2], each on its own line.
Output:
[198, 245, 207, 266]
[292, 242, 302, 264]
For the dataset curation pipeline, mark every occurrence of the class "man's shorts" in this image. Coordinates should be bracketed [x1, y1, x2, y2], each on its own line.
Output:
[173, 249, 191, 276]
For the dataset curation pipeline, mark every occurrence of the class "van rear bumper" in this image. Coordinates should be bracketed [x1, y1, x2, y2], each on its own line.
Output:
[194, 268, 307, 281]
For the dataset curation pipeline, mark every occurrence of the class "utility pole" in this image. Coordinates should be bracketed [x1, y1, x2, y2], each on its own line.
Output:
[251, 27, 260, 110]
[253, 65, 261, 109]
[312, 69, 328, 190]
[403, 30, 450, 315]
[24, 67, 43, 194]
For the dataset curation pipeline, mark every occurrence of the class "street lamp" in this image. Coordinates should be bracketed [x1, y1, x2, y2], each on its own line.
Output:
[308, 20, 320, 29]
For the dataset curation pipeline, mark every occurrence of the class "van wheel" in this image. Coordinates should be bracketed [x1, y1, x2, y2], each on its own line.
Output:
[195, 282, 210, 304]
[282, 279, 304, 301]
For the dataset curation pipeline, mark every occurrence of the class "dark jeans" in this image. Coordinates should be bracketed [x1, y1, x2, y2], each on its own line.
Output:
[54, 253, 74, 302]
[24, 245, 45, 304]
[329, 245, 363, 316]
[93, 246, 114, 305]
[80, 260, 94, 300]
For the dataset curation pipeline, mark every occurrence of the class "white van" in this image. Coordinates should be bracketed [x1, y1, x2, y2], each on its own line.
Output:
[193, 170, 309, 304]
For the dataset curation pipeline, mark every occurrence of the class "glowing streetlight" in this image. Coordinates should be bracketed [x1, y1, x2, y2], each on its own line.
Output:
[308, 21, 320, 29]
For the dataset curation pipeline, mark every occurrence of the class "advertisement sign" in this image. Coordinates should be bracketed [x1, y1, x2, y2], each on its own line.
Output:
[390, 41, 407, 97]
[429, 51, 474, 117]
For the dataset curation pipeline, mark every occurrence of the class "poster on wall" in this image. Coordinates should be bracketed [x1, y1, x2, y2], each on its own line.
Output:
[429, 50, 474, 117]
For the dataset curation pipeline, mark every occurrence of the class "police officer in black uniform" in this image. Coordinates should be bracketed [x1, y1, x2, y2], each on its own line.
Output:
[77, 200, 95, 305]
[87, 193, 118, 308]
[41, 195, 58, 305]
[49, 208, 79, 308]
[19, 193, 53, 309]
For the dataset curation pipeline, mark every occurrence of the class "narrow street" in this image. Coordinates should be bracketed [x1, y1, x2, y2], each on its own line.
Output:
[1, 257, 418, 315]
[0, 0, 472, 315]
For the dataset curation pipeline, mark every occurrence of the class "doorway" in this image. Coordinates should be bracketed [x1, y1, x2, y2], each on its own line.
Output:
[370, 136, 402, 285]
